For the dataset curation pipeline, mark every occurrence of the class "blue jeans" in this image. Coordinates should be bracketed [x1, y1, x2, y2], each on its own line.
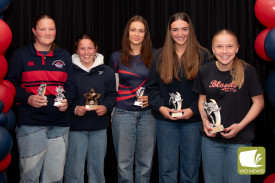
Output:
[16, 125, 69, 183]
[157, 120, 202, 183]
[112, 108, 156, 183]
[64, 129, 107, 183]
[202, 137, 251, 183]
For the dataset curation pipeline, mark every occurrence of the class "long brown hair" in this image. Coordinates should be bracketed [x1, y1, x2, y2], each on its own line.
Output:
[121, 15, 153, 68]
[157, 12, 207, 84]
[32, 13, 58, 51]
[212, 29, 246, 89]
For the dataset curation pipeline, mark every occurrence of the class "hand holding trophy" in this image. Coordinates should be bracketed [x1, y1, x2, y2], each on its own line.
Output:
[203, 99, 224, 134]
[35, 83, 48, 107]
[134, 87, 145, 107]
[84, 88, 101, 110]
[54, 86, 65, 106]
[169, 92, 183, 117]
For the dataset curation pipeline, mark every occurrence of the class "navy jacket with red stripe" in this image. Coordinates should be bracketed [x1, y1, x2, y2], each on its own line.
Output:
[7, 43, 76, 127]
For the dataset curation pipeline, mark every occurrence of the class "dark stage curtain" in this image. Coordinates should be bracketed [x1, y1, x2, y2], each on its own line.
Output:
[3, 0, 275, 182]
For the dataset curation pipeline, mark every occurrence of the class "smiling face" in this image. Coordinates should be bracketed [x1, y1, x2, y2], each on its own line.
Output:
[129, 21, 145, 47]
[212, 33, 239, 71]
[77, 39, 97, 68]
[170, 20, 189, 48]
[32, 18, 56, 51]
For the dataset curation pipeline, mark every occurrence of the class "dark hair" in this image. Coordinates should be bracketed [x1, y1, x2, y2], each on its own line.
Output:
[32, 13, 58, 50]
[74, 34, 98, 53]
[32, 13, 55, 29]
[121, 15, 153, 68]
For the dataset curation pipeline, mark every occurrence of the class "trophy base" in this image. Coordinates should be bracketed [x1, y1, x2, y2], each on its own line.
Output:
[209, 125, 224, 134]
[86, 105, 98, 110]
[54, 101, 62, 106]
[134, 101, 143, 107]
[171, 112, 182, 118]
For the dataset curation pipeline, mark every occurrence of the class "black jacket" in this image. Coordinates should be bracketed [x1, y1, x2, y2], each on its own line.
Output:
[70, 54, 116, 131]
[147, 48, 211, 123]
[7, 43, 76, 127]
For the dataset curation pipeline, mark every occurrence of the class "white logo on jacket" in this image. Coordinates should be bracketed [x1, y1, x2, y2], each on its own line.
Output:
[52, 60, 65, 68]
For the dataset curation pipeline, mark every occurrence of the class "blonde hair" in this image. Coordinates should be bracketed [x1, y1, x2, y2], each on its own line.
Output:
[156, 12, 208, 84]
[212, 29, 246, 88]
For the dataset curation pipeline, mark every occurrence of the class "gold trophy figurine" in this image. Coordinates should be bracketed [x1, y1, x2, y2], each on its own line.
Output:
[84, 88, 101, 110]
[169, 92, 183, 117]
[203, 99, 224, 134]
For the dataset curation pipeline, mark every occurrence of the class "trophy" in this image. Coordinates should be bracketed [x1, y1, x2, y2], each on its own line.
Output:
[203, 99, 224, 134]
[134, 87, 145, 106]
[84, 88, 101, 110]
[169, 92, 183, 117]
[54, 86, 65, 106]
[37, 83, 47, 106]
[38, 83, 46, 97]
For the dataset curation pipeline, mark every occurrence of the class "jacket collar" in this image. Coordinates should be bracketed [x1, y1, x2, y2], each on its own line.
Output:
[30, 43, 54, 65]
[72, 53, 104, 73]
[30, 43, 55, 57]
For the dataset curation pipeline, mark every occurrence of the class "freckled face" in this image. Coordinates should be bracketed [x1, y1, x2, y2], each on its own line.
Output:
[129, 21, 145, 47]
[77, 39, 97, 66]
[32, 18, 56, 48]
[170, 20, 189, 47]
[212, 33, 239, 70]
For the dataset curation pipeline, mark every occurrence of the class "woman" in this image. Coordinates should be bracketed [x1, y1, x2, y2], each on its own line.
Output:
[64, 34, 116, 183]
[7, 14, 76, 182]
[147, 12, 211, 183]
[193, 29, 264, 183]
[109, 15, 156, 183]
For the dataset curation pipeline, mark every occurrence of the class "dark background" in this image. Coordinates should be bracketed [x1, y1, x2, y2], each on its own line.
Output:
[2, 0, 275, 182]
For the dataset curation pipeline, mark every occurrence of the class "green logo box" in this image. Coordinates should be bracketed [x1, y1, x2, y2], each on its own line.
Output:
[238, 147, 265, 175]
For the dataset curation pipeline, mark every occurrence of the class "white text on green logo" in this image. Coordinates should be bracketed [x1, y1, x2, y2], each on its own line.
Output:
[238, 147, 265, 175]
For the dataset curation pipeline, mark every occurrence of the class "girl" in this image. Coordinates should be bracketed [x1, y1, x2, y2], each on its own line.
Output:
[64, 34, 116, 183]
[109, 15, 156, 183]
[193, 29, 264, 183]
[7, 14, 76, 182]
[147, 12, 211, 183]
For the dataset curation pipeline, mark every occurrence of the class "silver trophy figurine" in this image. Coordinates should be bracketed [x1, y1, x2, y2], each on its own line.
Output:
[169, 92, 183, 117]
[37, 83, 47, 106]
[203, 99, 224, 134]
[54, 86, 65, 106]
[38, 83, 46, 97]
[134, 87, 145, 106]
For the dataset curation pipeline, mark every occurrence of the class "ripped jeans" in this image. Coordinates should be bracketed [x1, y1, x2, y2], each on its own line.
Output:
[16, 125, 69, 183]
